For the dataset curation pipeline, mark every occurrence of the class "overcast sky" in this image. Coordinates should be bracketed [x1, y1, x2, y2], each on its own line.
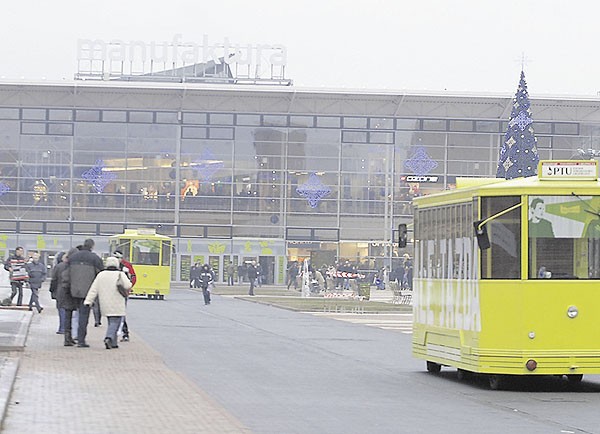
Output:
[2, 0, 599, 97]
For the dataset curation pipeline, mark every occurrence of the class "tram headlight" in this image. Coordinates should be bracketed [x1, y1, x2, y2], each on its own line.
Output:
[526, 359, 537, 371]
[567, 306, 578, 318]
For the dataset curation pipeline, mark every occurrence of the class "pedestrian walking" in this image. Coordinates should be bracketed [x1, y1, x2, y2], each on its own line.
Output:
[190, 262, 201, 288]
[226, 261, 235, 286]
[3, 246, 28, 306]
[25, 252, 46, 313]
[56, 247, 80, 346]
[67, 239, 103, 348]
[113, 250, 136, 342]
[246, 261, 258, 296]
[49, 252, 66, 333]
[198, 264, 214, 305]
[84, 256, 132, 349]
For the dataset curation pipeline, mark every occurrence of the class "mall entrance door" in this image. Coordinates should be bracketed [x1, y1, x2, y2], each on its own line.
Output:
[258, 256, 275, 285]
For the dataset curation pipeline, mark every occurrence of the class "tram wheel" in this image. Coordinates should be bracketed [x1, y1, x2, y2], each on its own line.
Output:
[488, 374, 504, 390]
[567, 374, 583, 384]
[158, 294, 164, 300]
[147, 294, 154, 300]
[426, 361, 441, 373]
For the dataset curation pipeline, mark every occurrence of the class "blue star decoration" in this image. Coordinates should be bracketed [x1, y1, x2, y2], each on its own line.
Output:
[81, 160, 117, 193]
[0, 181, 10, 197]
[404, 147, 438, 176]
[296, 173, 331, 208]
[192, 149, 224, 181]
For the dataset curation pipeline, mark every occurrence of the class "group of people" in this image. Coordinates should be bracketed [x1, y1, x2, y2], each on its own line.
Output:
[3, 239, 138, 350]
[190, 260, 261, 299]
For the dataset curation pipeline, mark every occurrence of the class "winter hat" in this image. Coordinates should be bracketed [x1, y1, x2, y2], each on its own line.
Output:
[112, 250, 123, 259]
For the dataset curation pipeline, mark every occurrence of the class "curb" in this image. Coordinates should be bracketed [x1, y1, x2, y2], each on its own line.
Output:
[0, 311, 33, 352]
[0, 356, 20, 429]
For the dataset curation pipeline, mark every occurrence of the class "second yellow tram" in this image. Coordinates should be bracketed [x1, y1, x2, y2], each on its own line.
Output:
[412, 160, 600, 388]
[108, 229, 172, 300]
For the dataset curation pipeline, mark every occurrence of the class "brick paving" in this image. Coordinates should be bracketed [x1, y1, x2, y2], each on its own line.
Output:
[1, 290, 251, 434]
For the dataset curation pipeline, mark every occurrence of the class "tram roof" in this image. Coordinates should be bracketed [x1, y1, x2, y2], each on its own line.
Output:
[109, 229, 172, 240]
[414, 175, 600, 208]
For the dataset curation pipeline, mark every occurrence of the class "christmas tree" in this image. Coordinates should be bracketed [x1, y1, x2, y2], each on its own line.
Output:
[496, 71, 539, 179]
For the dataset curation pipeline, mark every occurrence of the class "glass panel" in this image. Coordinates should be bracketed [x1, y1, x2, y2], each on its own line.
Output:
[132, 239, 160, 265]
[129, 111, 154, 123]
[369, 131, 394, 144]
[208, 127, 234, 140]
[369, 117, 393, 129]
[102, 111, 127, 122]
[263, 115, 288, 126]
[396, 119, 419, 130]
[343, 117, 367, 129]
[49, 110, 73, 121]
[449, 120, 473, 132]
[155, 112, 179, 124]
[342, 131, 367, 143]
[182, 126, 207, 139]
[22, 109, 46, 120]
[316, 117, 341, 128]
[48, 123, 73, 136]
[209, 113, 234, 125]
[475, 121, 499, 133]
[76, 110, 101, 121]
[533, 122, 552, 134]
[422, 119, 447, 131]
[480, 196, 521, 279]
[290, 116, 314, 127]
[236, 114, 261, 126]
[161, 241, 171, 266]
[183, 112, 208, 124]
[554, 123, 579, 135]
[0, 108, 19, 120]
[528, 195, 600, 280]
[21, 123, 46, 135]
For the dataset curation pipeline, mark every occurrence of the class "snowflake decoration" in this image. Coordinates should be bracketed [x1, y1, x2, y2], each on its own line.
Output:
[296, 173, 331, 208]
[509, 111, 533, 131]
[81, 160, 117, 193]
[0, 181, 10, 196]
[192, 149, 224, 181]
[404, 147, 438, 176]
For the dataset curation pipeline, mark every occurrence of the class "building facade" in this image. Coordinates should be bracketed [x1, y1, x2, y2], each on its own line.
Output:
[0, 80, 599, 282]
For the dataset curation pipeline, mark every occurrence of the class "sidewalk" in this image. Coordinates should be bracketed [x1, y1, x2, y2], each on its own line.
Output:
[0, 289, 251, 434]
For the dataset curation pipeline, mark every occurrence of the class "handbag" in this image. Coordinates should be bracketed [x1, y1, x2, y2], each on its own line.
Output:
[116, 272, 128, 298]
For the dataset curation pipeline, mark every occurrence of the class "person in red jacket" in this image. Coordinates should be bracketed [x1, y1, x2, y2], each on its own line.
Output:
[112, 250, 136, 342]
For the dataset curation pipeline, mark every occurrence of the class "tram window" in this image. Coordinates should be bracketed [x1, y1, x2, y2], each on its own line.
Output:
[132, 239, 160, 265]
[480, 196, 521, 279]
[527, 195, 600, 279]
[161, 241, 171, 266]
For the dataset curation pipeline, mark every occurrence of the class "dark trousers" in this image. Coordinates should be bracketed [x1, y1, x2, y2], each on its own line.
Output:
[249, 279, 255, 295]
[202, 288, 211, 304]
[28, 286, 42, 312]
[63, 308, 75, 342]
[10, 281, 24, 306]
[227, 275, 234, 286]
[92, 301, 101, 326]
[77, 302, 91, 344]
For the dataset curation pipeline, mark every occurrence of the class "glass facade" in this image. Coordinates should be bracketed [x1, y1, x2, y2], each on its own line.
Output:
[0, 82, 597, 281]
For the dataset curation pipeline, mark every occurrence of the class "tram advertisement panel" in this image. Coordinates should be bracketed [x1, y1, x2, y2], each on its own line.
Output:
[529, 195, 600, 239]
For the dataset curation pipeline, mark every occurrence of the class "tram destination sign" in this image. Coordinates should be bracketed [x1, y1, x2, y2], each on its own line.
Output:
[539, 160, 598, 181]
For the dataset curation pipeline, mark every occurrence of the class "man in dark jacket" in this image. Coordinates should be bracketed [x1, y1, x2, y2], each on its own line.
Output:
[3, 246, 28, 306]
[68, 239, 103, 348]
[25, 252, 46, 313]
[246, 261, 258, 296]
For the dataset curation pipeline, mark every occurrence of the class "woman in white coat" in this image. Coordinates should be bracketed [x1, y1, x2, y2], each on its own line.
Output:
[84, 256, 132, 349]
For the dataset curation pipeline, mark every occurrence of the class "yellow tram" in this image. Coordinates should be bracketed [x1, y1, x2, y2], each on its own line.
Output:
[412, 160, 600, 388]
[108, 228, 172, 300]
